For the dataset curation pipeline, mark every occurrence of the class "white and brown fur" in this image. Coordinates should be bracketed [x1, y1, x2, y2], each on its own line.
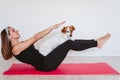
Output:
[61, 25, 75, 38]
[39, 25, 75, 56]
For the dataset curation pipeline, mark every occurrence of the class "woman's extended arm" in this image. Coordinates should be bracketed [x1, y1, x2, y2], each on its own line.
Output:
[34, 21, 66, 41]
[12, 21, 66, 55]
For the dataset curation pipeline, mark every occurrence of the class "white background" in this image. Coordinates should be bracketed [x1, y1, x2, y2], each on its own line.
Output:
[0, 0, 120, 56]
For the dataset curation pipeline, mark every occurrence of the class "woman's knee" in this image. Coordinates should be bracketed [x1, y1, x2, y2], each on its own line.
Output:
[65, 40, 74, 45]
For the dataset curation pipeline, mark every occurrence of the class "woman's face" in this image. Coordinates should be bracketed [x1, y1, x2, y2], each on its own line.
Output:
[8, 27, 21, 40]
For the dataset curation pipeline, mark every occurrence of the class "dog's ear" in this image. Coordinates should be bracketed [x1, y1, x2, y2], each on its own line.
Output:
[71, 25, 75, 30]
[61, 27, 66, 33]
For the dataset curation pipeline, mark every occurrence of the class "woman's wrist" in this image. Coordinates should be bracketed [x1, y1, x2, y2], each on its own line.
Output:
[49, 21, 66, 30]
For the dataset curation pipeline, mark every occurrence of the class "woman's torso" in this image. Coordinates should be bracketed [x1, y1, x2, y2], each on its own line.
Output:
[13, 44, 44, 66]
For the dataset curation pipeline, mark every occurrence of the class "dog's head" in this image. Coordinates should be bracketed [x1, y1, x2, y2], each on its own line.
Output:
[61, 25, 75, 38]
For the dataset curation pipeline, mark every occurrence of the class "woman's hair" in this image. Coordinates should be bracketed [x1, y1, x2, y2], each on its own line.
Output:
[1, 28, 13, 60]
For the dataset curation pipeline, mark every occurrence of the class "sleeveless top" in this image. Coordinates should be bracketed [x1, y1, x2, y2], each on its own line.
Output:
[13, 44, 45, 70]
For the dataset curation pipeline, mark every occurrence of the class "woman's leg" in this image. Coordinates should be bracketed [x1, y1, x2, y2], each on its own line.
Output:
[43, 39, 97, 71]
[43, 33, 111, 71]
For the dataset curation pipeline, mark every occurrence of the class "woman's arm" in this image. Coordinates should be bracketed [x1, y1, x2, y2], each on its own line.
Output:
[12, 21, 66, 55]
[34, 21, 66, 41]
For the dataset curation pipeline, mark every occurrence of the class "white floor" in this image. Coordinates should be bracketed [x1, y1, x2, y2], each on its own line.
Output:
[0, 56, 120, 80]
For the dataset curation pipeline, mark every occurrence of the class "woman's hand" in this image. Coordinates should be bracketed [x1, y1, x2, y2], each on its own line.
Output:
[50, 21, 66, 29]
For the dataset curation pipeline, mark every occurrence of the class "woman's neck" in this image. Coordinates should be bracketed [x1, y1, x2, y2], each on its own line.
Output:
[10, 39, 20, 48]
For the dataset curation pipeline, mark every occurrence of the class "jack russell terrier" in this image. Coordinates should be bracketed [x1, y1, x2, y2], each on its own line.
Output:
[39, 25, 75, 56]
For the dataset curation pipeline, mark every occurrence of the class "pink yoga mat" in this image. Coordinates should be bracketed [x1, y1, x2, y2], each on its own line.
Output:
[4, 62, 119, 75]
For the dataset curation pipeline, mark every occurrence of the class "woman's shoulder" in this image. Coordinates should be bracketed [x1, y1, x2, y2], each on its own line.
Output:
[12, 41, 23, 55]
[12, 41, 33, 56]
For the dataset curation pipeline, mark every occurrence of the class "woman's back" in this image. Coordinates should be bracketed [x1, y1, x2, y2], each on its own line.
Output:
[13, 44, 44, 67]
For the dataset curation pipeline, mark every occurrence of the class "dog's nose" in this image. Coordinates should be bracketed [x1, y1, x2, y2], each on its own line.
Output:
[70, 35, 72, 37]
[66, 31, 69, 33]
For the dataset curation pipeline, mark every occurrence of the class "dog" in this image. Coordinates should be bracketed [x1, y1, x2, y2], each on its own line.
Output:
[39, 25, 75, 56]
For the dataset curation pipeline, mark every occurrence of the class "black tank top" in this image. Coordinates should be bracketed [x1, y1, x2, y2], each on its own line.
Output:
[13, 44, 44, 69]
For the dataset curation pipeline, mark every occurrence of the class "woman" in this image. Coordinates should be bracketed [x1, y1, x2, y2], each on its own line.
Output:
[1, 21, 111, 71]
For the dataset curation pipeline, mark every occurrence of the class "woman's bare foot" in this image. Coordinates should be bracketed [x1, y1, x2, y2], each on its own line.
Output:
[96, 33, 111, 49]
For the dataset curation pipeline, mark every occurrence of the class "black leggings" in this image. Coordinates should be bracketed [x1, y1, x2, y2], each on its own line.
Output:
[35, 39, 97, 71]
